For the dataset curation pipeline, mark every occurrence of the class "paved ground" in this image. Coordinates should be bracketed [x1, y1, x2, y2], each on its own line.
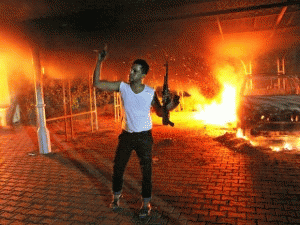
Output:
[1, 114, 300, 224]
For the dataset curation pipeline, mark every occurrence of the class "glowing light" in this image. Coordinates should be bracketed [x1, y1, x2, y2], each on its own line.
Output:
[269, 143, 293, 152]
[0, 58, 10, 107]
[271, 147, 281, 152]
[236, 128, 244, 138]
[283, 143, 293, 151]
[194, 84, 237, 126]
[211, 33, 267, 59]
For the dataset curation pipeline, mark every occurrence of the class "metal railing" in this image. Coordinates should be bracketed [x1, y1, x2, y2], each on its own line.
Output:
[45, 75, 98, 141]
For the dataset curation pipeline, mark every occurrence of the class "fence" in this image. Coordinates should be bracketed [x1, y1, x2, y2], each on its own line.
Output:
[45, 74, 98, 141]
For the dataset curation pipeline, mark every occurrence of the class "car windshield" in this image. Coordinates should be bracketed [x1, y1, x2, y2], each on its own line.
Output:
[242, 75, 300, 96]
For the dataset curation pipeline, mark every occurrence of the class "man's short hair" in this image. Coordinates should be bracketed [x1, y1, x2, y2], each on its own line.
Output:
[133, 59, 149, 75]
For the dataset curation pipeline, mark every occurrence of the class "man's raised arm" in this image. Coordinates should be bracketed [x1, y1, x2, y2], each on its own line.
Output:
[93, 49, 121, 92]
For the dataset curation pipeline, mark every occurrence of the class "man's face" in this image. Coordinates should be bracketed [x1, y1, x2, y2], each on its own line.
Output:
[129, 64, 145, 83]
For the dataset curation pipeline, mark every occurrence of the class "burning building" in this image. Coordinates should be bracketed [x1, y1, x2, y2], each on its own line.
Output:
[0, 23, 36, 128]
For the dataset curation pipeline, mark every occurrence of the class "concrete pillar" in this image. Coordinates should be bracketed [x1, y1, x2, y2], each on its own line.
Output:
[32, 47, 51, 154]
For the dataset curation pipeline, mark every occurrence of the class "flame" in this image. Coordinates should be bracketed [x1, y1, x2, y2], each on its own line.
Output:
[194, 84, 237, 126]
[191, 62, 243, 126]
[236, 128, 245, 139]
[246, 135, 300, 152]
[0, 57, 10, 107]
[284, 143, 293, 151]
[270, 143, 293, 152]
[192, 33, 262, 127]
[0, 23, 36, 110]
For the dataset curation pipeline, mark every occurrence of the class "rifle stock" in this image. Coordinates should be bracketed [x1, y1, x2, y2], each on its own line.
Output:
[162, 61, 174, 127]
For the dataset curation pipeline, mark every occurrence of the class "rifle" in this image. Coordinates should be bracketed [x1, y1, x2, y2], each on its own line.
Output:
[162, 61, 174, 127]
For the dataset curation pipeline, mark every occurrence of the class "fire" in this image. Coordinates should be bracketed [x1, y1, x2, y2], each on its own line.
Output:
[0, 57, 10, 107]
[191, 62, 243, 126]
[194, 84, 237, 126]
[192, 33, 263, 126]
[0, 23, 37, 127]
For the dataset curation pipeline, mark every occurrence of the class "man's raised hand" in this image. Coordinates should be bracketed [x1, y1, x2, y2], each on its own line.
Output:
[96, 44, 108, 62]
[98, 50, 107, 62]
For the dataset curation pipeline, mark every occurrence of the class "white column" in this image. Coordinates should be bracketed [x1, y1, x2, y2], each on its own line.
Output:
[32, 47, 51, 154]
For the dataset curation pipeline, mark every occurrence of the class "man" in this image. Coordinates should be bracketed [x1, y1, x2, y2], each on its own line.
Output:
[93, 49, 179, 218]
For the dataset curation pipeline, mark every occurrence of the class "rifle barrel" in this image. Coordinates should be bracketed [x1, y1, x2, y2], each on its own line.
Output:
[162, 61, 174, 127]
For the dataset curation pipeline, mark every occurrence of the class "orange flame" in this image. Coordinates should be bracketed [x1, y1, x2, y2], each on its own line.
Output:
[0, 24, 35, 109]
[0, 57, 10, 107]
[197, 32, 266, 127]
[192, 62, 243, 126]
[194, 84, 237, 125]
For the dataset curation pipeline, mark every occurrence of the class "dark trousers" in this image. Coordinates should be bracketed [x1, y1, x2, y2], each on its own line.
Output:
[112, 130, 153, 198]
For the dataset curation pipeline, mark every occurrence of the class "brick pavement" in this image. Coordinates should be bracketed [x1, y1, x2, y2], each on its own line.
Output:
[0, 114, 300, 224]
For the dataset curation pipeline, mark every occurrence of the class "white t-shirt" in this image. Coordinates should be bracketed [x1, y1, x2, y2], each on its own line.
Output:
[120, 82, 155, 133]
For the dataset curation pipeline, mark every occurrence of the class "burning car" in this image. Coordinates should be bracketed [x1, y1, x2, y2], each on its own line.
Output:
[237, 74, 300, 137]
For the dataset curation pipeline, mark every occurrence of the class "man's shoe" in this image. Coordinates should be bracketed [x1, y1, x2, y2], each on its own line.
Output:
[139, 203, 151, 219]
[110, 199, 120, 211]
